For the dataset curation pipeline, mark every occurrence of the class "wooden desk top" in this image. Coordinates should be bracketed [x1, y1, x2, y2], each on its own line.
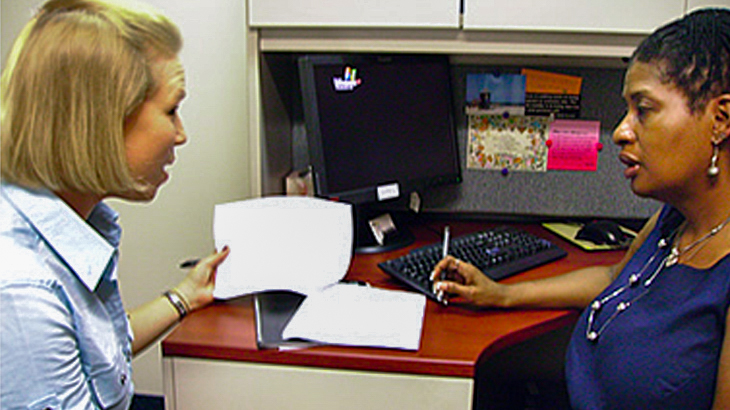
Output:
[162, 220, 625, 378]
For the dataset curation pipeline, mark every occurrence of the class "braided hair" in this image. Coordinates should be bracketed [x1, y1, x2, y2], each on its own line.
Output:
[631, 8, 730, 114]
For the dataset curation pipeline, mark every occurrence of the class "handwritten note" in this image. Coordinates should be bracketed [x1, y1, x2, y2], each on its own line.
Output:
[547, 120, 601, 171]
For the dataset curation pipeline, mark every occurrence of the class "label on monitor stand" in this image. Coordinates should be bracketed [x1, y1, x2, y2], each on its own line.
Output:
[377, 183, 400, 201]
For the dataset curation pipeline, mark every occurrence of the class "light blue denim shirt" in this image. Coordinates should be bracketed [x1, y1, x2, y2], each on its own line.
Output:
[1, 183, 134, 410]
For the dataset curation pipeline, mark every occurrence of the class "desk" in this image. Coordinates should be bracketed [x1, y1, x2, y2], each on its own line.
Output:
[161, 220, 624, 410]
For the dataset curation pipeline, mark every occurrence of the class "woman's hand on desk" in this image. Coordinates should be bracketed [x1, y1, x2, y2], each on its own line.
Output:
[431, 255, 509, 308]
[432, 255, 618, 310]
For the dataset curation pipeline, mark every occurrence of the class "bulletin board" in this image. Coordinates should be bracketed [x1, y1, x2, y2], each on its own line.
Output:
[420, 63, 659, 220]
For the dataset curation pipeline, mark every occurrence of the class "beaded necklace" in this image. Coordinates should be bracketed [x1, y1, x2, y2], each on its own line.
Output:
[585, 214, 730, 342]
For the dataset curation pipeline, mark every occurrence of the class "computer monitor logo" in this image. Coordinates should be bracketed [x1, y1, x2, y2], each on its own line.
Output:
[332, 66, 362, 92]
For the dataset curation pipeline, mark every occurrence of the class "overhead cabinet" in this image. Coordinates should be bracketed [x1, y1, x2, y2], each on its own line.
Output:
[249, 0, 691, 33]
[464, 0, 685, 33]
[686, 0, 730, 12]
[247, 0, 460, 28]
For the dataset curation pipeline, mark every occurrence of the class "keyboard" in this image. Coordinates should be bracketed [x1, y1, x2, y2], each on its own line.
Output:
[378, 226, 567, 302]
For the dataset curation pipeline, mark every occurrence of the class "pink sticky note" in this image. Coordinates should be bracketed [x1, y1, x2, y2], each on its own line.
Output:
[547, 120, 601, 171]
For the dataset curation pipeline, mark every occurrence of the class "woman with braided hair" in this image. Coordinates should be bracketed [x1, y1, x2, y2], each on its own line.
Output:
[433, 8, 730, 409]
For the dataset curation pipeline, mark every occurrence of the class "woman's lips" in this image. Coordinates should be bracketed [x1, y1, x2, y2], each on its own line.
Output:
[619, 152, 640, 179]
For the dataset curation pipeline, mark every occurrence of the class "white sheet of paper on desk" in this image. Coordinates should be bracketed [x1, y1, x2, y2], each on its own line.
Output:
[212, 196, 353, 299]
[282, 283, 426, 350]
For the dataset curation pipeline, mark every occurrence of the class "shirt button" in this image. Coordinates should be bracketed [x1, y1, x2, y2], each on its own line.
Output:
[121, 374, 127, 385]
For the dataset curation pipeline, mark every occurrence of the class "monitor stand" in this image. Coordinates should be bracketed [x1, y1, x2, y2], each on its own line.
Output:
[352, 204, 414, 254]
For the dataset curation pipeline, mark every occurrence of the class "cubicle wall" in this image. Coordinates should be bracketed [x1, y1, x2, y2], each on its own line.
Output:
[260, 53, 659, 221]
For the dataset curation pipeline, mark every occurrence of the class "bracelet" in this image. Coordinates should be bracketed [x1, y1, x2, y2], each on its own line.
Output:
[164, 290, 188, 320]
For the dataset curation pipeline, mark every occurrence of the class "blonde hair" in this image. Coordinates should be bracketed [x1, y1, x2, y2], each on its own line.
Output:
[1, 0, 182, 195]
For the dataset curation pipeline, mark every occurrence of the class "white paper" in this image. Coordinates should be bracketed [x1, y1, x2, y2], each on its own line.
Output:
[213, 196, 353, 299]
[282, 283, 426, 350]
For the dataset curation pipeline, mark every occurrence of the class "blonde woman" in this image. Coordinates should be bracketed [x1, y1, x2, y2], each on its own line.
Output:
[1, 1, 229, 408]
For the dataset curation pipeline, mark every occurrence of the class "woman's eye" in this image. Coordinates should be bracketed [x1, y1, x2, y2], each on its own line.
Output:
[636, 97, 656, 118]
[168, 106, 179, 116]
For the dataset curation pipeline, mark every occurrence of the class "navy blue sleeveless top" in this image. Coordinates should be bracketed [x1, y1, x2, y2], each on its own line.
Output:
[566, 205, 730, 409]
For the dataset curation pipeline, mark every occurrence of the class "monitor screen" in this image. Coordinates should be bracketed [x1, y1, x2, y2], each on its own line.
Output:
[299, 54, 461, 252]
[299, 54, 460, 204]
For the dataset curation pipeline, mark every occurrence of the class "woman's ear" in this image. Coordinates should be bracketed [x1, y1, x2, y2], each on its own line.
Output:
[713, 94, 730, 142]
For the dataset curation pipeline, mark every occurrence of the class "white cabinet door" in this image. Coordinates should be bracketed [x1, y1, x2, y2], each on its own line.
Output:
[165, 358, 474, 410]
[464, 0, 684, 33]
[248, 0, 460, 28]
[687, 0, 730, 12]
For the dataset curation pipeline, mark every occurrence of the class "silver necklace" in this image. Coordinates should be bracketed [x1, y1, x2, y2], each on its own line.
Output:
[665, 215, 730, 266]
[585, 214, 730, 342]
[585, 235, 673, 342]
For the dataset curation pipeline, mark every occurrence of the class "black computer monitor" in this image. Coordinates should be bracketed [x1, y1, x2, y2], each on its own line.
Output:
[298, 54, 461, 253]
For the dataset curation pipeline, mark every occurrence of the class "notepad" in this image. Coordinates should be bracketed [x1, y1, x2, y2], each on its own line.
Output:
[542, 222, 635, 251]
[282, 283, 426, 350]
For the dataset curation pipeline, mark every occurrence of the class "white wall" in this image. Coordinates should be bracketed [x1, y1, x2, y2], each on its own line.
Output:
[1, 0, 252, 396]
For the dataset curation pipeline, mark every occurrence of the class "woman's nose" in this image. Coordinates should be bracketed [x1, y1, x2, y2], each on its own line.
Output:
[175, 120, 188, 146]
[613, 115, 635, 146]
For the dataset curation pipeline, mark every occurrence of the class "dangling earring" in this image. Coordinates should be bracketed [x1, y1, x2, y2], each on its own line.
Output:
[708, 142, 720, 177]
[708, 128, 729, 177]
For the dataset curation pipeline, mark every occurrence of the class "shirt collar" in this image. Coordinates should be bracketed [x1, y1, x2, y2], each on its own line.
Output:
[1, 183, 120, 291]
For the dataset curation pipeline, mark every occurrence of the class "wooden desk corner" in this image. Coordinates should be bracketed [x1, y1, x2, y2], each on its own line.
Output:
[161, 221, 624, 410]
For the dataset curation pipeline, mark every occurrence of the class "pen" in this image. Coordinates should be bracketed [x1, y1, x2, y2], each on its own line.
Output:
[436, 226, 450, 305]
[179, 259, 200, 269]
[442, 226, 450, 259]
